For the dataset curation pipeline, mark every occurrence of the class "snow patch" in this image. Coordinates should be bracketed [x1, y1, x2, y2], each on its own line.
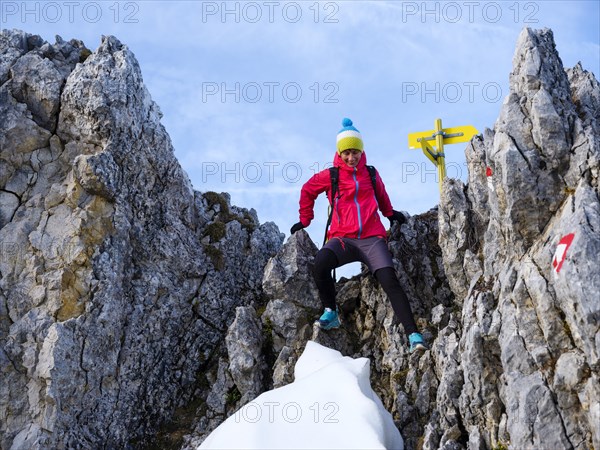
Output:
[199, 341, 404, 449]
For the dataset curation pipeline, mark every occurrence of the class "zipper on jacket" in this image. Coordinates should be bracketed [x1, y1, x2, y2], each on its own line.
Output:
[353, 168, 363, 239]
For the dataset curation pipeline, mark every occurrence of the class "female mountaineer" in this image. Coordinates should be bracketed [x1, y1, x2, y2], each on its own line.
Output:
[290, 118, 427, 353]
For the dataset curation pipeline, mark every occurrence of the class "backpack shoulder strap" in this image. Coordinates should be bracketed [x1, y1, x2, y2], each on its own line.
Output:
[366, 165, 377, 191]
[323, 166, 340, 247]
[366, 165, 381, 206]
[328, 166, 339, 205]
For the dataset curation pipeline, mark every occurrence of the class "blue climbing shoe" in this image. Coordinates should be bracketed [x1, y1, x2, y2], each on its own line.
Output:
[318, 308, 340, 330]
[409, 332, 427, 353]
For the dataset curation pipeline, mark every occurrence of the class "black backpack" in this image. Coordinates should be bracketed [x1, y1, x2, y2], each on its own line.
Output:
[323, 165, 378, 246]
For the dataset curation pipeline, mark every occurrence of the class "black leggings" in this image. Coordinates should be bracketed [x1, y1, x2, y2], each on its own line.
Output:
[312, 249, 418, 336]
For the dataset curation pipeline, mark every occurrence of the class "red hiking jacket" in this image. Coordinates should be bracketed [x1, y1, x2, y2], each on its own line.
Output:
[298, 151, 394, 240]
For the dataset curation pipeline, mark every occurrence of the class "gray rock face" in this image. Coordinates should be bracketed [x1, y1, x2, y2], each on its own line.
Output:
[262, 230, 321, 355]
[0, 29, 282, 448]
[438, 27, 599, 450]
[225, 306, 264, 405]
[2, 26, 598, 450]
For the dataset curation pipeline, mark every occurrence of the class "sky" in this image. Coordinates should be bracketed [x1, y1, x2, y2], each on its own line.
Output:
[2, 0, 599, 278]
[199, 340, 404, 449]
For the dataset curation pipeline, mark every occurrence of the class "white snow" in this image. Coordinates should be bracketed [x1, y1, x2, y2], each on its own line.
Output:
[199, 341, 404, 450]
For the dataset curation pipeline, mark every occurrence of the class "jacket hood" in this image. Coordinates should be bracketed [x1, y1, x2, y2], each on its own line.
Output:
[333, 150, 368, 171]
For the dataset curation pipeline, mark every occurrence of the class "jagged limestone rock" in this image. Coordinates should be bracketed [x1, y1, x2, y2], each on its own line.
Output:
[438, 179, 479, 302]
[261, 230, 321, 367]
[262, 229, 321, 311]
[225, 306, 264, 405]
[439, 27, 600, 450]
[2, 25, 598, 450]
[0, 30, 283, 449]
[181, 306, 266, 450]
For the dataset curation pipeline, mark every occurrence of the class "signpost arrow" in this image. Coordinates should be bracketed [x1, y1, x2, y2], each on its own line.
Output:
[408, 124, 479, 149]
[408, 119, 479, 193]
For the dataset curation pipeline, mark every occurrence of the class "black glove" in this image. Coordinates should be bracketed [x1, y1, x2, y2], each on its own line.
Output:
[290, 222, 305, 234]
[388, 210, 407, 226]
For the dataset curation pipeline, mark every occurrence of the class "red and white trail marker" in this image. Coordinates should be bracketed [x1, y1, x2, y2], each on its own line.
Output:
[552, 233, 575, 274]
[485, 166, 494, 192]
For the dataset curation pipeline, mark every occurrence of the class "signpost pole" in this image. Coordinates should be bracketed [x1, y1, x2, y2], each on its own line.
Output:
[434, 118, 445, 193]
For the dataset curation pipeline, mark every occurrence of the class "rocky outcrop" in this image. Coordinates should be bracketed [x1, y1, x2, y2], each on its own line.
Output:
[183, 209, 452, 450]
[437, 28, 599, 450]
[0, 29, 282, 449]
[2, 26, 598, 450]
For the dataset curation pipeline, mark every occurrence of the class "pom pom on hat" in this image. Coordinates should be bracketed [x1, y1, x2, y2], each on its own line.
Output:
[337, 117, 364, 154]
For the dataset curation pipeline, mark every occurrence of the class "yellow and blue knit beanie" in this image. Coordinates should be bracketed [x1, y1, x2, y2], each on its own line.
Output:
[336, 118, 364, 154]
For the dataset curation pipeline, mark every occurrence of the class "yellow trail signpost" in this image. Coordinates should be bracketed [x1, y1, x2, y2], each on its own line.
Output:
[408, 119, 479, 193]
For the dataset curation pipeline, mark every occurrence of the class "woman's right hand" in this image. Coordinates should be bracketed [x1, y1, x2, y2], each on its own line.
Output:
[388, 210, 407, 226]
